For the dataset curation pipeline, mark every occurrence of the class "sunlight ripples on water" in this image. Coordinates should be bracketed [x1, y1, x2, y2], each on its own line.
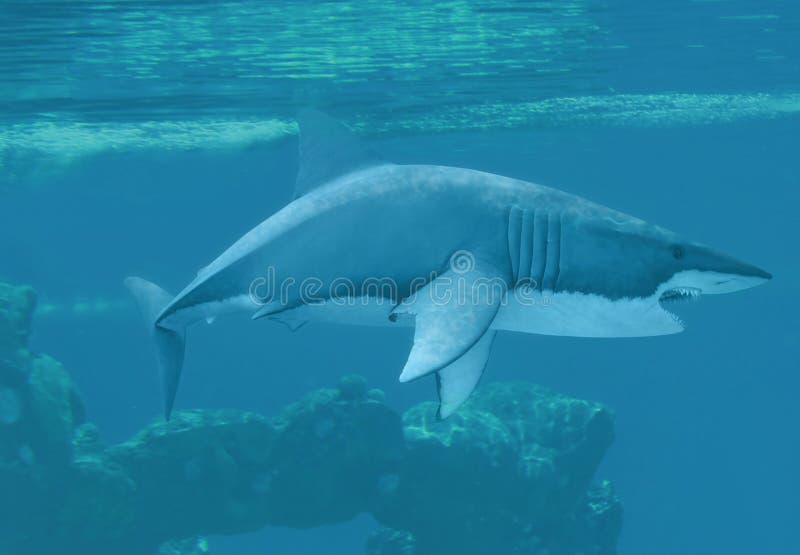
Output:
[1, 0, 798, 182]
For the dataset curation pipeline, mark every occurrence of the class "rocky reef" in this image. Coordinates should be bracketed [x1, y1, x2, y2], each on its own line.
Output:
[0, 280, 622, 554]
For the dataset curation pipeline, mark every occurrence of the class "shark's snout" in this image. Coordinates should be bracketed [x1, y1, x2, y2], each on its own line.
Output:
[696, 248, 771, 294]
[664, 245, 771, 298]
[704, 272, 771, 294]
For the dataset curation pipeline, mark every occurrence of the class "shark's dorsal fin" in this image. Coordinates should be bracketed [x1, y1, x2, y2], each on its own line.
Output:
[294, 110, 383, 198]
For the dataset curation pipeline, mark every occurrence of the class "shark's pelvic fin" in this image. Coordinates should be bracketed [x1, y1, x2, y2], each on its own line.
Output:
[436, 329, 496, 419]
[251, 302, 281, 320]
[392, 259, 503, 383]
[124, 277, 185, 420]
[294, 109, 384, 198]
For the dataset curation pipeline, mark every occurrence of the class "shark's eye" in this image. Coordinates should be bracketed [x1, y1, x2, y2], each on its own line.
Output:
[672, 246, 685, 259]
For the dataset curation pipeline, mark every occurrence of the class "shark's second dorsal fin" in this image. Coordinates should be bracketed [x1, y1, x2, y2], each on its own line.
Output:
[294, 110, 383, 198]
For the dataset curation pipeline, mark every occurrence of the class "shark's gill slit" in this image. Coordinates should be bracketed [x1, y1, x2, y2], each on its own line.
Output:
[532, 211, 548, 288]
[507, 206, 522, 282]
[519, 208, 534, 282]
[543, 213, 561, 292]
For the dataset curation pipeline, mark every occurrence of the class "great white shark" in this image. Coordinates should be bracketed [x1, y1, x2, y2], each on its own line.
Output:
[127, 112, 771, 419]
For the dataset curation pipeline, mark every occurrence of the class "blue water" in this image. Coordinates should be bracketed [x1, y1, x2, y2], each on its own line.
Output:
[1, 1, 798, 554]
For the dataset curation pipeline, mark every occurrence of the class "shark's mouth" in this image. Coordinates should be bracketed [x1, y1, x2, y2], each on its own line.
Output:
[659, 286, 702, 304]
[658, 286, 702, 326]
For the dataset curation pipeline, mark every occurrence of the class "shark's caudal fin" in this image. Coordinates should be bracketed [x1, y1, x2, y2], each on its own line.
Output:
[124, 277, 185, 420]
[294, 109, 384, 198]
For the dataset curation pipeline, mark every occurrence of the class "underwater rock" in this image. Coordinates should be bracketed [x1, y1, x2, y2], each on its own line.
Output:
[104, 409, 278, 546]
[72, 422, 106, 457]
[567, 480, 624, 555]
[98, 383, 402, 550]
[0, 281, 94, 554]
[0, 452, 53, 555]
[367, 387, 386, 403]
[373, 383, 618, 555]
[0, 284, 47, 554]
[0, 280, 85, 468]
[0, 385, 22, 425]
[158, 537, 210, 555]
[0, 282, 36, 385]
[469, 382, 616, 517]
[53, 455, 137, 547]
[0, 282, 36, 347]
[367, 528, 417, 555]
[268, 383, 403, 527]
[337, 373, 369, 400]
[24, 354, 86, 465]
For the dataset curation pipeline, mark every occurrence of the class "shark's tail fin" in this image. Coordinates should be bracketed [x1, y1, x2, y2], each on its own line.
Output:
[124, 277, 185, 420]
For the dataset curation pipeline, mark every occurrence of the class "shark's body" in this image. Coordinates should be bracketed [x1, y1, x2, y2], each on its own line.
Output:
[127, 113, 771, 419]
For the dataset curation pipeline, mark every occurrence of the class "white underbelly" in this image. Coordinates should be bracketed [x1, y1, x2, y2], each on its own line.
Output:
[493, 290, 683, 338]
[221, 290, 682, 339]
[265, 296, 408, 328]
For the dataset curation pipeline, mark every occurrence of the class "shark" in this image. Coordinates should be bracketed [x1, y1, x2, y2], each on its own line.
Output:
[126, 111, 771, 419]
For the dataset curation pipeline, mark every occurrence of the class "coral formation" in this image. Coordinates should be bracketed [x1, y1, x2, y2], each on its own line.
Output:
[0, 280, 622, 554]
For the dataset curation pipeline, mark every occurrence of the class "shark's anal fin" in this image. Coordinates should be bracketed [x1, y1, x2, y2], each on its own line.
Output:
[251, 302, 307, 331]
[294, 110, 384, 198]
[391, 257, 504, 383]
[274, 319, 307, 332]
[436, 330, 496, 419]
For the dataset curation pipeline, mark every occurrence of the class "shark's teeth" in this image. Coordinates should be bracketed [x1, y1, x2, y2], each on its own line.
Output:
[658, 300, 686, 329]
[658, 287, 703, 330]
[659, 287, 702, 303]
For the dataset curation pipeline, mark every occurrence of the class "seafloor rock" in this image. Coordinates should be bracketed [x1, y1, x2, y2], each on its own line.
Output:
[367, 528, 416, 555]
[25, 353, 86, 463]
[52, 454, 137, 548]
[0, 283, 85, 462]
[0, 283, 90, 554]
[158, 537, 210, 555]
[372, 383, 618, 555]
[0, 279, 622, 555]
[265, 375, 404, 527]
[98, 376, 404, 552]
[0, 282, 36, 384]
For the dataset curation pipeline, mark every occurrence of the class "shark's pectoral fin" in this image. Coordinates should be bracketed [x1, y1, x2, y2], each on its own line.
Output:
[436, 330, 496, 419]
[392, 259, 504, 383]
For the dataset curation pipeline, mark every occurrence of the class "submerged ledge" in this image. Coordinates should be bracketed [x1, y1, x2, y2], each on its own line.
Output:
[1, 92, 799, 185]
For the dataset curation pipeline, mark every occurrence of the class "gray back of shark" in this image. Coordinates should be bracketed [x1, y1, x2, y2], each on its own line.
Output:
[126, 111, 771, 420]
